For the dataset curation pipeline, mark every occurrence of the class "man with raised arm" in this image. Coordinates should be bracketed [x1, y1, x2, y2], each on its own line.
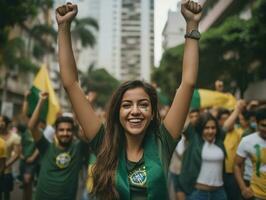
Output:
[28, 92, 89, 200]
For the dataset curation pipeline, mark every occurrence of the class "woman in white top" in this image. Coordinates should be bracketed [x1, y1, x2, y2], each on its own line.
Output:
[179, 113, 227, 200]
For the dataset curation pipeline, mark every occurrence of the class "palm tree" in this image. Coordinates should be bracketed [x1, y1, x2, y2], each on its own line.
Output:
[71, 17, 99, 61]
[0, 0, 54, 109]
[72, 17, 99, 47]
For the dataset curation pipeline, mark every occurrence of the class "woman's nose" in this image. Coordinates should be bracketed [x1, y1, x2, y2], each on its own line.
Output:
[131, 105, 141, 114]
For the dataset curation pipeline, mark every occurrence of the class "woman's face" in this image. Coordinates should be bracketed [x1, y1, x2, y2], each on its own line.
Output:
[119, 87, 153, 137]
[202, 120, 217, 143]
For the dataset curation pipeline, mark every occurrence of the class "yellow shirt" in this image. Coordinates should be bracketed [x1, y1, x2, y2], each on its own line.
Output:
[251, 149, 266, 199]
[0, 137, 6, 158]
[3, 132, 21, 173]
[224, 127, 243, 173]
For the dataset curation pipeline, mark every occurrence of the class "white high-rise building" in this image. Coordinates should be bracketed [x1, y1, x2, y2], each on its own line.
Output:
[54, 0, 154, 81]
[162, 6, 186, 50]
[98, 0, 121, 79]
[99, 0, 154, 81]
[77, 0, 100, 71]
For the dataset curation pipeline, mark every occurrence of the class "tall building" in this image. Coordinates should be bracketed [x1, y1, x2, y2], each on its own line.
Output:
[98, 0, 120, 79]
[120, 0, 154, 81]
[162, 3, 186, 50]
[54, 0, 154, 81]
[77, 0, 100, 71]
[99, 0, 154, 81]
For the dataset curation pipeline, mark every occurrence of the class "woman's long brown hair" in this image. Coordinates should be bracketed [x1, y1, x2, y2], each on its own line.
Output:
[91, 80, 161, 200]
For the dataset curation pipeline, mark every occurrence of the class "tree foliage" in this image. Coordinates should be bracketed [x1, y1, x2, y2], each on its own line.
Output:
[72, 17, 99, 48]
[153, 0, 266, 98]
[0, 0, 54, 71]
[80, 68, 120, 108]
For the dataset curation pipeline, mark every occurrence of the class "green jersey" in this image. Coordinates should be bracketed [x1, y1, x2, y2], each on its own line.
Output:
[21, 129, 36, 159]
[90, 124, 177, 200]
[35, 136, 88, 200]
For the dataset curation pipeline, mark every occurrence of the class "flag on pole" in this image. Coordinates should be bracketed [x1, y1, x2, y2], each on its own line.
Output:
[27, 64, 60, 125]
[191, 89, 236, 110]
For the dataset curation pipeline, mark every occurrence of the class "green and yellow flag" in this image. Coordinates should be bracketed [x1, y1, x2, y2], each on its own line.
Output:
[191, 89, 236, 110]
[27, 64, 60, 125]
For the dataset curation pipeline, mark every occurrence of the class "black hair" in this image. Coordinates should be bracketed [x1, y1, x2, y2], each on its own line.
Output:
[54, 116, 74, 130]
[256, 106, 266, 123]
[189, 108, 200, 114]
[241, 110, 251, 121]
[194, 112, 223, 141]
[217, 108, 230, 120]
[0, 115, 11, 126]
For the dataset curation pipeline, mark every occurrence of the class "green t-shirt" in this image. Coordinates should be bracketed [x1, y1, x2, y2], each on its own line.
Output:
[35, 136, 88, 200]
[21, 129, 36, 159]
[90, 124, 177, 200]
[127, 157, 147, 200]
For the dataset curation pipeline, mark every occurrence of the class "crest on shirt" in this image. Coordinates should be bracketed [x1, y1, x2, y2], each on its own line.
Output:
[129, 166, 147, 187]
[56, 152, 71, 169]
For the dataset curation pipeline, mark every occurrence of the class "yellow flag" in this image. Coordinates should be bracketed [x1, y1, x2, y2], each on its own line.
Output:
[28, 64, 60, 125]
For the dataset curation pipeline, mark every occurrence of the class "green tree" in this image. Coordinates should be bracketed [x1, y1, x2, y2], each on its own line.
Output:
[0, 0, 38, 68]
[0, 0, 56, 69]
[153, 0, 266, 98]
[70, 17, 99, 64]
[80, 67, 120, 108]
[72, 17, 99, 48]
[0, 0, 40, 103]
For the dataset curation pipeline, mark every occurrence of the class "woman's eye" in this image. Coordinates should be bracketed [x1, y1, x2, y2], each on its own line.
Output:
[139, 103, 149, 108]
[122, 104, 131, 109]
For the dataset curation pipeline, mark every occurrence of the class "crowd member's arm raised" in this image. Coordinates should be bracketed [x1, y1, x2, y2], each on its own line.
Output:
[56, 3, 101, 142]
[28, 92, 48, 142]
[223, 100, 246, 131]
[164, 0, 202, 140]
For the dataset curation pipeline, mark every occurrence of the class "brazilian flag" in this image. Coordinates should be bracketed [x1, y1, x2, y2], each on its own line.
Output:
[27, 64, 60, 125]
[191, 89, 236, 110]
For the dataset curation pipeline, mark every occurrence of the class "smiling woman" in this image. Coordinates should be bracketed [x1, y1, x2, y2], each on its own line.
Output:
[56, 0, 202, 199]
[119, 87, 154, 137]
[179, 112, 227, 200]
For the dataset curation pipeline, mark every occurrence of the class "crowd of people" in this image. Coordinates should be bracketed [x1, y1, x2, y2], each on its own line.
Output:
[0, 1, 265, 200]
[169, 99, 266, 200]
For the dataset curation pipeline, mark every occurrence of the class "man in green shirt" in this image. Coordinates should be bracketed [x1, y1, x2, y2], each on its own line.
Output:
[28, 92, 88, 200]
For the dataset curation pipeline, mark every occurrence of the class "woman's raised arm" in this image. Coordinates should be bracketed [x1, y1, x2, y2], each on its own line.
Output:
[164, 0, 202, 139]
[56, 3, 101, 141]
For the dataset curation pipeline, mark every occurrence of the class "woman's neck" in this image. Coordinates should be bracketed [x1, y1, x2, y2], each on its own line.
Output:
[125, 134, 145, 162]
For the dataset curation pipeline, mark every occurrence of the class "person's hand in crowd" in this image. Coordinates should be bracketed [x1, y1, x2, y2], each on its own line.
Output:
[241, 187, 253, 199]
[56, 3, 78, 26]
[181, 0, 202, 24]
[39, 91, 49, 103]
